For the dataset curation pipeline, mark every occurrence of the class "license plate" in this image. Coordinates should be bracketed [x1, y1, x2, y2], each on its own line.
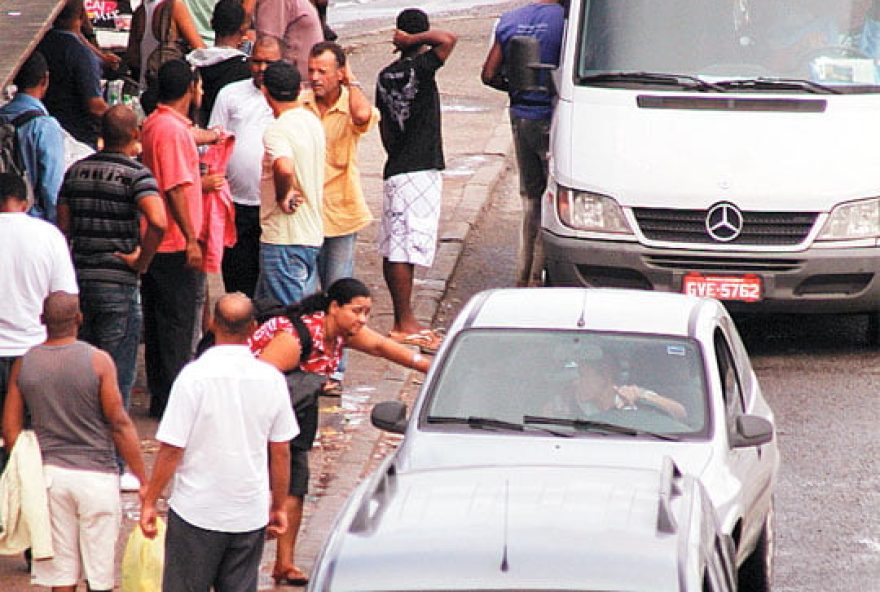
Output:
[682, 273, 762, 303]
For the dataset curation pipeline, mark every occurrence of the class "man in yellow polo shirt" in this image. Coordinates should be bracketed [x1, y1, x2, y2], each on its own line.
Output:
[303, 41, 379, 394]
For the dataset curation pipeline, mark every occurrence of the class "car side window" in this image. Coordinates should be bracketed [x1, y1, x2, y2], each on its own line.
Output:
[714, 330, 744, 428]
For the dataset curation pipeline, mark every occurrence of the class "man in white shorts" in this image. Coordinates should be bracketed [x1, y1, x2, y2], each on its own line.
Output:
[375, 8, 457, 354]
[3, 291, 147, 591]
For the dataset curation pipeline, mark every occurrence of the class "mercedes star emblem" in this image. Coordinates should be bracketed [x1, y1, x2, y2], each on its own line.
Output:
[705, 202, 744, 242]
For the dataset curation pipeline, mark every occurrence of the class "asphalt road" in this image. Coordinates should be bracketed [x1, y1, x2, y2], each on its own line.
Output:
[437, 159, 880, 592]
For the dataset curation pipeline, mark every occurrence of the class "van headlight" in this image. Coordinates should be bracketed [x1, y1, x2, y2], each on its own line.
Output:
[817, 198, 880, 240]
[556, 187, 633, 233]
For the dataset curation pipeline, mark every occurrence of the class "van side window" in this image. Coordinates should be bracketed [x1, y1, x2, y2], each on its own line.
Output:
[714, 329, 744, 433]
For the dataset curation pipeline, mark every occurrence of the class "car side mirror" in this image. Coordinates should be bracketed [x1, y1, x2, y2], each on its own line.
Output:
[507, 35, 556, 94]
[730, 415, 774, 448]
[371, 401, 408, 434]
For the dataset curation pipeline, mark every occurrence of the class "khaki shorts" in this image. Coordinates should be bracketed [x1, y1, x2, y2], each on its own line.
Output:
[32, 465, 120, 589]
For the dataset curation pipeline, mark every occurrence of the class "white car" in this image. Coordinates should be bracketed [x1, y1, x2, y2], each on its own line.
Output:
[345, 288, 779, 591]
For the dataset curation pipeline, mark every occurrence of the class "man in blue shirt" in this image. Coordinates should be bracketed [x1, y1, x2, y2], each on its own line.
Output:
[0, 51, 66, 223]
[481, 0, 563, 287]
[37, 0, 109, 148]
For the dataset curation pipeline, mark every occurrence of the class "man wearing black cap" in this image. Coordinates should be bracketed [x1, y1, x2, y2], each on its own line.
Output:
[255, 61, 326, 307]
[375, 8, 457, 355]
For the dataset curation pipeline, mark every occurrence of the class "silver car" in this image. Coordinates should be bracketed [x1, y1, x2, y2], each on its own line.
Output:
[317, 288, 780, 591]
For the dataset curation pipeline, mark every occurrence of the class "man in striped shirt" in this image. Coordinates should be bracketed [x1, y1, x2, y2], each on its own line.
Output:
[57, 105, 167, 437]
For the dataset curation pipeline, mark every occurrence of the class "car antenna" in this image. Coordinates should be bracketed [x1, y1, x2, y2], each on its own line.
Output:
[500, 479, 510, 572]
[576, 290, 588, 328]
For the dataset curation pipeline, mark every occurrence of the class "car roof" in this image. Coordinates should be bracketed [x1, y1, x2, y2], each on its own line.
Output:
[321, 461, 708, 592]
[460, 287, 720, 338]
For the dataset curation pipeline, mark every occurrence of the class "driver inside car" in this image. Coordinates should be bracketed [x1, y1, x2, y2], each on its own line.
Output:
[544, 345, 687, 420]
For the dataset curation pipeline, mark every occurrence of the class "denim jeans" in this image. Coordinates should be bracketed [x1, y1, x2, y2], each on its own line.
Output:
[318, 233, 357, 380]
[255, 243, 320, 305]
[141, 252, 201, 418]
[78, 281, 141, 408]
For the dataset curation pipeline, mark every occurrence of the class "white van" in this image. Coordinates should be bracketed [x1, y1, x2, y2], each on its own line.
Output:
[541, 0, 880, 339]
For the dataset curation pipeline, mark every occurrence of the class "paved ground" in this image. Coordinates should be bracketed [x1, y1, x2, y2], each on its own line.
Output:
[0, 0, 64, 90]
[0, 7, 515, 590]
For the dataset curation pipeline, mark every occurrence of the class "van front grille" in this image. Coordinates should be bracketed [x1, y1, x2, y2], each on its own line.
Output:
[633, 208, 818, 246]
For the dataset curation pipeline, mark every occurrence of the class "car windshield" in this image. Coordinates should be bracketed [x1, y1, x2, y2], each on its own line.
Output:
[424, 330, 709, 438]
[577, 0, 880, 92]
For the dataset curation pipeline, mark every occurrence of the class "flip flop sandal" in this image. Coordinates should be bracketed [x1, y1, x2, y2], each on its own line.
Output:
[273, 569, 309, 586]
[321, 379, 344, 397]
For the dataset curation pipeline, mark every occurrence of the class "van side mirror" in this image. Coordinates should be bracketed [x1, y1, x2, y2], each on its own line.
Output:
[371, 401, 408, 434]
[730, 415, 774, 448]
[507, 35, 556, 94]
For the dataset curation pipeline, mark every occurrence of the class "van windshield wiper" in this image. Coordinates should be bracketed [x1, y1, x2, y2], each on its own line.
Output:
[578, 71, 726, 92]
[523, 415, 681, 441]
[427, 415, 572, 438]
[714, 77, 841, 95]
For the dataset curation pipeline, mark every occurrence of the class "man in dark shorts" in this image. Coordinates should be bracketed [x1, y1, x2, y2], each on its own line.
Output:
[481, 0, 564, 286]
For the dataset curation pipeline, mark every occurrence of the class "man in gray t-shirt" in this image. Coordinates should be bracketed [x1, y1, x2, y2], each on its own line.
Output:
[2, 291, 147, 591]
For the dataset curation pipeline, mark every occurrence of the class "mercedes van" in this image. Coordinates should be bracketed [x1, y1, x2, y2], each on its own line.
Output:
[541, 0, 880, 340]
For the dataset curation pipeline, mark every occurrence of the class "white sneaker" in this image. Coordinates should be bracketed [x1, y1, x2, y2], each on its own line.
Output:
[120, 472, 141, 492]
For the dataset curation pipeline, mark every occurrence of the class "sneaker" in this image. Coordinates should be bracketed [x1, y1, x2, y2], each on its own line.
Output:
[120, 472, 141, 492]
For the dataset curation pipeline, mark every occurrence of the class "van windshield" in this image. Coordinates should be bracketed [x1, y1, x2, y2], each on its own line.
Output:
[577, 0, 880, 92]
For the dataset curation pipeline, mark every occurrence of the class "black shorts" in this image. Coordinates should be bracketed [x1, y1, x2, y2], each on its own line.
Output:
[289, 448, 309, 497]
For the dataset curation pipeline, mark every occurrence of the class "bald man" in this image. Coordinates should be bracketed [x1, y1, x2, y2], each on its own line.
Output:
[2, 291, 147, 592]
[140, 293, 298, 592]
[58, 106, 166, 486]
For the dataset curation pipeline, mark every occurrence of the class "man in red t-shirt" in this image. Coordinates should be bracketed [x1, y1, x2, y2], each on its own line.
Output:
[140, 59, 206, 418]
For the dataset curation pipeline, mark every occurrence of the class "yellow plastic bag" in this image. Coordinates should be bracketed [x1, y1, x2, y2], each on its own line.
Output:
[121, 518, 166, 592]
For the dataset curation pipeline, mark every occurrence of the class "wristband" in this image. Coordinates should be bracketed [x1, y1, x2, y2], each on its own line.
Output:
[349, 80, 363, 89]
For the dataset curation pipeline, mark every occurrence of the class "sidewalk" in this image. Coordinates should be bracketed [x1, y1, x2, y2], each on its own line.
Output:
[0, 8, 514, 590]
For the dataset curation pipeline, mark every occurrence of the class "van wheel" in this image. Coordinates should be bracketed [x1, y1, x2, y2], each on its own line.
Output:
[738, 508, 774, 592]
[867, 312, 880, 346]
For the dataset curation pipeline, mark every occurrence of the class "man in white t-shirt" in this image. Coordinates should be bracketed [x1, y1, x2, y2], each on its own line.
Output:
[254, 60, 326, 305]
[139, 293, 298, 591]
[0, 172, 78, 468]
[210, 35, 282, 297]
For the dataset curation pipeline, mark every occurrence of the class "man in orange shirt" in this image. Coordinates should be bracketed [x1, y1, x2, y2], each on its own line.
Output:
[140, 59, 206, 418]
[302, 41, 379, 394]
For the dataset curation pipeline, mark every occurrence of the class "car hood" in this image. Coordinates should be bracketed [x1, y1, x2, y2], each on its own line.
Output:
[398, 431, 714, 476]
[554, 91, 880, 211]
[327, 465, 682, 591]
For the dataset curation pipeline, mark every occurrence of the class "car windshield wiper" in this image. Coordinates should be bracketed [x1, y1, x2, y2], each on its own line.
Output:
[714, 77, 841, 95]
[523, 415, 681, 441]
[427, 415, 572, 438]
[578, 71, 726, 92]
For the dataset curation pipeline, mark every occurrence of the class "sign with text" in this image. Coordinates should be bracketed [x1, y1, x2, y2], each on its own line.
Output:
[682, 273, 762, 303]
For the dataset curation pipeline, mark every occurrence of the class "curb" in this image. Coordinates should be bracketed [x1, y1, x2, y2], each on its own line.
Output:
[296, 113, 514, 572]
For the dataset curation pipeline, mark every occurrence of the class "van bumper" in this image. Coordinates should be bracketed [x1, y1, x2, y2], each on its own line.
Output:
[542, 231, 880, 314]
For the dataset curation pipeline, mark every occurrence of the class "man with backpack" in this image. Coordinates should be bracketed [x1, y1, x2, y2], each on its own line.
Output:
[0, 51, 66, 224]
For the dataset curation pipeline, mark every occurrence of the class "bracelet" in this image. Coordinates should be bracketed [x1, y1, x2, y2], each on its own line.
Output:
[411, 352, 424, 367]
[348, 80, 363, 89]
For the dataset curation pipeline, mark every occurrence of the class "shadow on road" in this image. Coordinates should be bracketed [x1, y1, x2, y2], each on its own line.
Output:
[733, 312, 874, 357]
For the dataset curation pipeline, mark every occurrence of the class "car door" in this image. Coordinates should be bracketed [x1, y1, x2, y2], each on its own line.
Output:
[713, 327, 765, 559]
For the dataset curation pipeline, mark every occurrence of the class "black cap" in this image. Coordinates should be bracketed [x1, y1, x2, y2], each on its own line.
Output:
[396, 8, 429, 34]
[263, 61, 301, 102]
